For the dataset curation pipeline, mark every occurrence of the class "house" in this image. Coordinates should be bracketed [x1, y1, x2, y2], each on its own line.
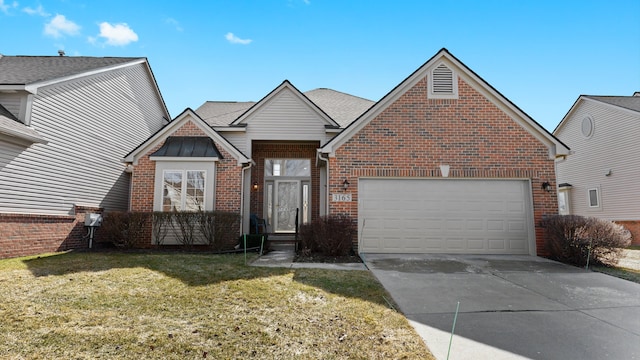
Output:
[553, 92, 640, 245]
[0, 54, 170, 258]
[126, 48, 569, 255]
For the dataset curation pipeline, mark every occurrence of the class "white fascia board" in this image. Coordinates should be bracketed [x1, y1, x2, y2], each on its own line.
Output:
[124, 110, 250, 166]
[0, 85, 29, 93]
[24, 58, 147, 94]
[0, 130, 47, 146]
[214, 127, 246, 132]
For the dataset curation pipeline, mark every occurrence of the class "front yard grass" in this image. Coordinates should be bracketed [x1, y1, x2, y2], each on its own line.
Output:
[592, 248, 640, 284]
[0, 252, 433, 359]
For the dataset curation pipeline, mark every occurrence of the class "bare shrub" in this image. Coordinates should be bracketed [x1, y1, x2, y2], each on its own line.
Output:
[299, 215, 355, 256]
[171, 211, 200, 246]
[542, 215, 632, 267]
[152, 212, 172, 245]
[199, 211, 241, 250]
[100, 212, 150, 248]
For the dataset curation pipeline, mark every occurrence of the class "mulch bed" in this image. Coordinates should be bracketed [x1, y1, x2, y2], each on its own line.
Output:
[294, 253, 363, 263]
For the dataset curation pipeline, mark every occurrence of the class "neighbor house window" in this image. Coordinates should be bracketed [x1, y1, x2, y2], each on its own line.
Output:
[588, 188, 600, 208]
[162, 170, 206, 211]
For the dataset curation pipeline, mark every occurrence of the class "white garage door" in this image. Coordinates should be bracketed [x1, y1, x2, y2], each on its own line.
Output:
[358, 179, 533, 254]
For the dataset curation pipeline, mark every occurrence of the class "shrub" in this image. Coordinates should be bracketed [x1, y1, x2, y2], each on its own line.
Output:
[151, 212, 172, 245]
[299, 215, 355, 256]
[99, 211, 150, 248]
[542, 215, 631, 267]
[199, 211, 242, 250]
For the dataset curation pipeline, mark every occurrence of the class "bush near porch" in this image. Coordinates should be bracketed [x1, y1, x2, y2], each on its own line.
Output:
[542, 215, 632, 267]
[299, 215, 356, 257]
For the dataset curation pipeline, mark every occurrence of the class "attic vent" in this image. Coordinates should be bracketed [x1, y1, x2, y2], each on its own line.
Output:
[432, 64, 454, 93]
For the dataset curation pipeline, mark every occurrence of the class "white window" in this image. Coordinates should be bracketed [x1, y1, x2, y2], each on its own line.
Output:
[558, 190, 570, 215]
[162, 170, 206, 211]
[588, 188, 600, 208]
[153, 161, 215, 212]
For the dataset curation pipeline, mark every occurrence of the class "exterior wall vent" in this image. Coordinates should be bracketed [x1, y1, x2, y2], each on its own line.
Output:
[429, 62, 458, 99]
[432, 64, 453, 93]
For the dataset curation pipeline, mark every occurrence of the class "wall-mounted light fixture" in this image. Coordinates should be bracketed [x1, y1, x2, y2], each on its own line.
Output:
[342, 179, 350, 190]
[253, 181, 259, 191]
[541, 181, 552, 192]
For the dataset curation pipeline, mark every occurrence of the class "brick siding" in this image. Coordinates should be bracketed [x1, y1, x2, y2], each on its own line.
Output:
[250, 141, 321, 225]
[129, 119, 242, 249]
[329, 76, 558, 255]
[615, 220, 640, 246]
[0, 205, 103, 259]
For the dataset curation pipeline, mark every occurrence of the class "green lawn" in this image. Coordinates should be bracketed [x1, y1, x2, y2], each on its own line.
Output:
[0, 252, 433, 359]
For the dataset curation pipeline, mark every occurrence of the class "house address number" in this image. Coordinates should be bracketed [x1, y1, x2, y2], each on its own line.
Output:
[332, 193, 352, 202]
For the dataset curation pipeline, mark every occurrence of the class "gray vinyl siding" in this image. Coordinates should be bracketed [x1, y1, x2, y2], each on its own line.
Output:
[0, 92, 26, 121]
[555, 100, 640, 220]
[0, 63, 167, 214]
[242, 89, 334, 153]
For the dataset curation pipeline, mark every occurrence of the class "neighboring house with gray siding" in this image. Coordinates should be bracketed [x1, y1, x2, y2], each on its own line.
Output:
[553, 92, 640, 244]
[0, 54, 170, 258]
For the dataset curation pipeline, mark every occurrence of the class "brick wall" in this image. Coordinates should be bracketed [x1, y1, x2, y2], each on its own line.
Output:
[250, 141, 321, 224]
[330, 76, 558, 255]
[129, 119, 243, 249]
[615, 220, 640, 246]
[0, 205, 103, 259]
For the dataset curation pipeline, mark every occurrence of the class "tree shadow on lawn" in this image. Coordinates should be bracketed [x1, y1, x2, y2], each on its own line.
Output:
[21, 251, 388, 306]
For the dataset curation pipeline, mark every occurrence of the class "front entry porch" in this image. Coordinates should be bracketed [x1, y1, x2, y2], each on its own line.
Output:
[247, 141, 322, 242]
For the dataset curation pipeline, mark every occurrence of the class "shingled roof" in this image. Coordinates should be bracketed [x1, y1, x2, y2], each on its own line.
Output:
[195, 88, 374, 128]
[0, 55, 140, 85]
[584, 95, 640, 113]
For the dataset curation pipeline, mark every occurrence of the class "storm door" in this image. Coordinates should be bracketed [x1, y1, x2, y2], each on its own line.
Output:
[264, 159, 311, 233]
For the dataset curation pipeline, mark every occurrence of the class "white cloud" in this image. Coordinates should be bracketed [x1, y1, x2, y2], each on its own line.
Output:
[44, 14, 81, 38]
[225, 32, 252, 45]
[165, 17, 183, 32]
[23, 5, 49, 16]
[0, 0, 18, 14]
[97, 22, 138, 46]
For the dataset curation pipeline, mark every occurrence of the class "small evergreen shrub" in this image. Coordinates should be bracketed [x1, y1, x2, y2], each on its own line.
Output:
[542, 215, 631, 267]
[299, 215, 356, 256]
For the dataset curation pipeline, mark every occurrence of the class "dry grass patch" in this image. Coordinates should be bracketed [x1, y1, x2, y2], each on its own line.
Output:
[0, 252, 433, 359]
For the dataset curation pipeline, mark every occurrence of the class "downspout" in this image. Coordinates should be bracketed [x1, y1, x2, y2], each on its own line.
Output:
[240, 161, 253, 236]
[317, 151, 330, 216]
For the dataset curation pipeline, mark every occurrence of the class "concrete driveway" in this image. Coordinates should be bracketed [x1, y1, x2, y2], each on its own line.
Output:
[363, 254, 640, 360]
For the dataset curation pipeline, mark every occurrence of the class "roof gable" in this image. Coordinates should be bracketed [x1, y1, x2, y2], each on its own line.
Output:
[321, 48, 569, 158]
[230, 80, 339, 128]
[553, 94, 640, 135]
[123, 108, 249, 165]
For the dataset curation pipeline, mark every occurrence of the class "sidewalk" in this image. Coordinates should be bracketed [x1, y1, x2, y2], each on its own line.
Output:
[250, 249, 368, 271]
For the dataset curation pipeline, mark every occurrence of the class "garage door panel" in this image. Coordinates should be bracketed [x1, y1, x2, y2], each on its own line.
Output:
[359, 179, 532, 255]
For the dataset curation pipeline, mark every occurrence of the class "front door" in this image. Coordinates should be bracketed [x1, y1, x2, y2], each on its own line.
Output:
[264, 159, 311, 233]
[275, 180, 299, 232]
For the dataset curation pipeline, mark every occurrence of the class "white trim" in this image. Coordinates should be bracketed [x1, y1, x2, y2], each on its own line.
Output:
[429, 62, 458, 99]
[24, 58, 148, 94]
[153, 161, 216, 212]
[587, 187, 601, 208]
[322, 49, 569, 159]
[124, 109, 250, 165]
[230, 81, 340, 128]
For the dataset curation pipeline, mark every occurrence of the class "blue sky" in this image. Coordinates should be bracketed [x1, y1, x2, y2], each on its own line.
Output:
[1, 0, 639, 131]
